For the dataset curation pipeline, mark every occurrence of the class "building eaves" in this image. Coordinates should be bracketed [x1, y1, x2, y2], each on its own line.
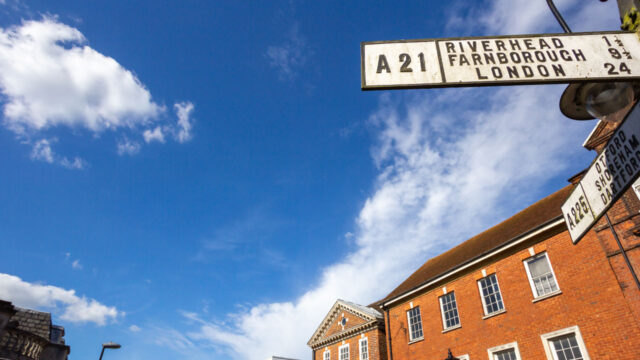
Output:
[338, 300, 382, 319]
[379, 184, 573, 306]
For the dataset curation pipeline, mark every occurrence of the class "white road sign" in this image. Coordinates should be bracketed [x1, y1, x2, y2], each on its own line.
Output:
[562, 102, 640, 243]
[362, 31, 640, 89]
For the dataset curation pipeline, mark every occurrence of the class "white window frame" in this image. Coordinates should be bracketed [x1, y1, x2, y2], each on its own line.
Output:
[406, 306, 424, 341]
[323, 349, 330, 360]
[457, 355, 470, 360]
[523, 252, 561, 299]
[439, 291, 461, 330]
[540, 325, 590, 360]
[477, 273, 505, 316]
[487, 341, 521, 360]
[339, 343, 349, 360]
[359, 337, 368, 360]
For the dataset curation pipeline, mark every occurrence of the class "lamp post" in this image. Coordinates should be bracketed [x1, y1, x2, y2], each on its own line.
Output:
[98, 342, 121, 360]
[444, 349, 459, 360]
[549, 0, 637, 120]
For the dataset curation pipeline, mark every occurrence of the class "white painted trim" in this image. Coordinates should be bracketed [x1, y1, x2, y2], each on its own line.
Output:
[338, 343, 350, 360]
[441, 324, 461, 333]
[359, 337, 368, 360]
[383, 218, 565, 307]
[582, 120, 602, 148]
[540, 325, 590, 360]
[458, 355, 470, 360]
[487, 341, 521, 360]
[523, 252, 561, 299]
[477, 280, 487, 315]
[439, 295, 448, 330]
[311, 321, 380, 349]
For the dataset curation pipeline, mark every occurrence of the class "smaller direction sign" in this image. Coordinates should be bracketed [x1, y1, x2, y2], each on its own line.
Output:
[562, 102, 640, 243]
[362, 31, 640, 90]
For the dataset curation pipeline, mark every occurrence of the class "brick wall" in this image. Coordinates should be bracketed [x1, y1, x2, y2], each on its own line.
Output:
[325, 311, 368, 338]
[592, 187, 640, 323]
[314, 328, 386, 360]
[385, 225, 640, 359]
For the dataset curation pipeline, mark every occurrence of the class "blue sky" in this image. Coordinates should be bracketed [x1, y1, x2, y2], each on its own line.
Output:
[0, 0, 622, 359]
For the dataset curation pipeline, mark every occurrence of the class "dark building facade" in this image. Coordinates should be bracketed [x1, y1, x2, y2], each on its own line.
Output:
[0, 300, 70, 360]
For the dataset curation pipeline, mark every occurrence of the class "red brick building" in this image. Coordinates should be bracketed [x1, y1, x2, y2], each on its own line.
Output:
[375, 111, 640, 360]
[310, 111, 640, 359]
[308, 300, 387, 360]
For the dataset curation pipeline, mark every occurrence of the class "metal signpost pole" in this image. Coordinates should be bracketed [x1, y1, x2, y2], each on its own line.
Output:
[605, 213, 640, 289]
[547, 0, 640, 290]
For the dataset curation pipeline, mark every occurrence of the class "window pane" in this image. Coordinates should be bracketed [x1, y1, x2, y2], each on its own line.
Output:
[440, 292, 460, 329]
[551, 334, 584, 360]
[527, 255, 558, 297]
[494, 348, 517, 360]
[340, 346, 349, 360]
[360, 339, 368, 360]
[480, 274, 504, 314]
[407, 307, 423, 340]
[528, 256, 551, 277]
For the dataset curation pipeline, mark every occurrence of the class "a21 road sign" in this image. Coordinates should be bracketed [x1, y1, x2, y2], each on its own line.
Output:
[361, 31, 640, 90]
[562, 101, 640, 243]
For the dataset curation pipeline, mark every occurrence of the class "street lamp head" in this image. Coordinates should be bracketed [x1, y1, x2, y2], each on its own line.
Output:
[102, 342, 121, 349]
[560, 82, 635, 121]
[444, 349, 459, 360]
[583, 82, 634, 119]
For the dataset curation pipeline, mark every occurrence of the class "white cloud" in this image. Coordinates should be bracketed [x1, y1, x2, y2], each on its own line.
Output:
[59, 157, 85, 170]
[155, 1, 613, 359]
[174, 101, 194, 143]
[71, 259, 82, 270]
[141, 102, 194, 144]
[0, 17, 196, 164]
[143, 126, 166, 143]
[266, 23, 308, 80]
[0, 17, 162, 134]
[117, 137, 141, 156]
[168, 86, 593, 359]
[0, 273, 122, 325]
[452, 0, 619, 35]
[129, 324, 142, 332]
[31, 138, 54, 163]
[30, 138, 85, 169]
